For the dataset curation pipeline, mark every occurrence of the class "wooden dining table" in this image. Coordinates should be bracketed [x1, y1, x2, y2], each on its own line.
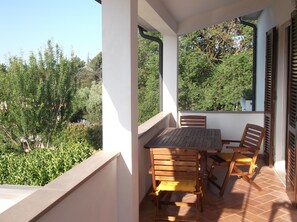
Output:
[144, 127, 222, 174]
[144, 127, 222, 152]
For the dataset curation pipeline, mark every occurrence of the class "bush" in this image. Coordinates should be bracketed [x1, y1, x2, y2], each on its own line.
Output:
[52, 123, 102, 149]
[0, 124, 101, 186]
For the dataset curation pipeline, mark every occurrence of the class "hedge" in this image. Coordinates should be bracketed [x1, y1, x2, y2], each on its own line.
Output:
[0, 123, 101, 186]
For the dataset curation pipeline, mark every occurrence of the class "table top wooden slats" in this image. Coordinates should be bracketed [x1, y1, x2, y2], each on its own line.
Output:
[144, 127, 222, 151]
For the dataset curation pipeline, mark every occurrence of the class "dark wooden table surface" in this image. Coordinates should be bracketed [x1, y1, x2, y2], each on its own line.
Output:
[144, 127, 222, 151]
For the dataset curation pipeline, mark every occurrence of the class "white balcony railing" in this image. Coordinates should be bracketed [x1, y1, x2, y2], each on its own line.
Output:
[0, 151, 120, 221]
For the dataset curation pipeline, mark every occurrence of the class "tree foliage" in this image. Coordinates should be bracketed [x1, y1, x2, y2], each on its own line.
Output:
[0, 41, 83, 151]
[178, 47, 214, 110]
[72, 81, 102, 124]
[177, 19, 254, 111]
[200, 51, 253, 111]
[182, 20, 253, 63]
[71, 53, 102, 124]
[76, 52, 102, 88]
[138, 32, 160, 123]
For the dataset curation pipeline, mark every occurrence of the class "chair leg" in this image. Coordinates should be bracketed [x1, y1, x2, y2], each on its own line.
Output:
[242, 175, 262, 191]
[219, 161, 236, 196]
[200, 192, 203, 212]
[194, 191, 203, 221]
[233, 166, 262, 191]
[154, 195, 159, 222]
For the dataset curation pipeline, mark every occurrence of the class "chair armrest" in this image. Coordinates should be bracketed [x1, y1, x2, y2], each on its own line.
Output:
[226, 146, 236, 149]
[229, 147, 257, 152]
[222, 139, 241, 145]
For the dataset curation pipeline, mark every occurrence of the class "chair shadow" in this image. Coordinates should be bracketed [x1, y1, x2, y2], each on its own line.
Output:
[268, 201, 296, 221]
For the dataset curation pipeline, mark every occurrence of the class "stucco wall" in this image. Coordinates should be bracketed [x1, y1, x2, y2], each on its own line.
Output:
[257, 0, 295, 179]
[180, 111, 264, 151]
[257, 0, 295, 112]
[138, 112, 174, 203]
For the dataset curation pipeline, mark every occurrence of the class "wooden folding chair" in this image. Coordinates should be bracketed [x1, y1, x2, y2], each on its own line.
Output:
[150, 148, 203, 221]
[180, 115, 207, 128]
[208, 123, 265, 196]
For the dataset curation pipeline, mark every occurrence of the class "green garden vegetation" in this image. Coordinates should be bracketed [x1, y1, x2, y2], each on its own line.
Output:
[0, 124, 101, 186]
[0, 41, 102, 186]
[0, 18, 254, 186]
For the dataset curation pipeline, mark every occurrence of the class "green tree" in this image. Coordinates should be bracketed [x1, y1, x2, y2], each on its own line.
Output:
[89, 52, 102, 81]
[76, 52, 102, 88]
[200, 51, 253, 111]
[138, 32, 160, 124]
[85, 82, 102, 124]
[178, 45, 214, 110]
[71, 52, 102, 123]
[178, 19, 254, 111]
[183, 19, 253, 63]
[0, 40, 82, 151]
[72, 81, 102, 124]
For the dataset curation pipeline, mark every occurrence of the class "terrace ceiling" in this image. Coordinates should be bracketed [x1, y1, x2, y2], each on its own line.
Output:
[138, 0, 272, 35]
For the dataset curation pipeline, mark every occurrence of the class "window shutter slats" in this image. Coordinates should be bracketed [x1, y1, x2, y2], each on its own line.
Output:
[287, 10, 297, 207]
[263, 27, 276, 167]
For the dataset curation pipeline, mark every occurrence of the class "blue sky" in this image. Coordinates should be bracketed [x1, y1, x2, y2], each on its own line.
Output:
[0, 0, 102, 64]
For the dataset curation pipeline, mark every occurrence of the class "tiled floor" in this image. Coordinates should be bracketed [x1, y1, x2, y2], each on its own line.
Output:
[139, 158, 297, 221]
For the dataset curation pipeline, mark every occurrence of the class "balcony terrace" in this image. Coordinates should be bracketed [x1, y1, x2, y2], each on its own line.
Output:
[0, 0, 296, 221]
[0, 112, 294, 221]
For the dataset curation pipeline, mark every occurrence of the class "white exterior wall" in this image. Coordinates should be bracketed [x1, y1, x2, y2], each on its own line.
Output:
[163, 35, 179, 124]
[138, 112, 173, 203]
[102, 0, 138, 221]
[257, 1, 294, 111]
[256, 0, 293, 111]
[180, 112, 264, 151]
[275, 21, 290, 164]
[257, 0, 295, 180]
[256, 7, 275, 112]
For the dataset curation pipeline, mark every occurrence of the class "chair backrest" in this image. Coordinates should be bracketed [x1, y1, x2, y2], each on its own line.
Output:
[239, 123, 265, 159]
[180, 115, 207, 128]
[150, 148, 200, 191]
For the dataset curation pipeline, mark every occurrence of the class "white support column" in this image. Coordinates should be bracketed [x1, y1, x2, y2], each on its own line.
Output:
[163, 35, 179, 124]
[102, 0, 138, 221]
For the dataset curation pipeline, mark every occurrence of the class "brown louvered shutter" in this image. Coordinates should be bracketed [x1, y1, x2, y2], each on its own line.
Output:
[287, 10, 297, 208]
[263, 27, 276, 167]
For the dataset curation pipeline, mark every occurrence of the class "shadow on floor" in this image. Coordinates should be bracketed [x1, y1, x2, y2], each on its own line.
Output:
[140, 158, 296, 221]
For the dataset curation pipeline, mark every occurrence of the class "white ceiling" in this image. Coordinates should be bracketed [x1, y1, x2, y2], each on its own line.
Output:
[161, 0, 239, 23]
[138, 0, 272, 35]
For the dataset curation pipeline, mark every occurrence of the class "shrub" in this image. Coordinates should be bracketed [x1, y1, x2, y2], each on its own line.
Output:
[52, 123, 102, 149]
[0, 124, 101, 186]
[0, 142, 95, 186]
